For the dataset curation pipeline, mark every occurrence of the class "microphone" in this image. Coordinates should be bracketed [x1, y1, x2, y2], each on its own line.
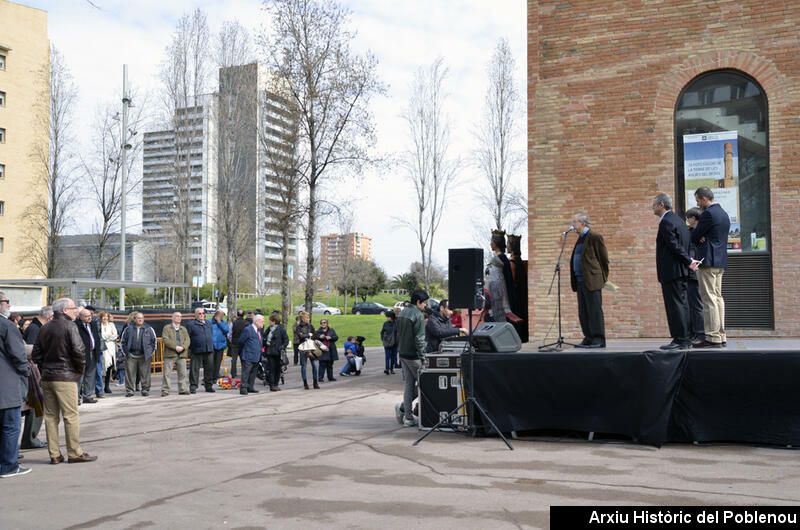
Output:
[562, 226, 576, 235]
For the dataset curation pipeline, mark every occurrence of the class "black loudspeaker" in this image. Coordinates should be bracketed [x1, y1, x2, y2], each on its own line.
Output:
[418, 369, 466, 430]
[448, 248, 484, 309]
[471, 322, 521, 353]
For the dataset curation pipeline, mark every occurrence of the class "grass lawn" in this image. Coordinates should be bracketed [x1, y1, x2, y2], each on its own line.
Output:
[298, 314, 387, 349]
[235, 292, 405, 316]
[234, 294, 396, 348]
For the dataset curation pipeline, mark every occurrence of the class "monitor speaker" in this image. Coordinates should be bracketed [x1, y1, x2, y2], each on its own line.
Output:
[471, 322, 521, 353]
[448, 248, 483, 310]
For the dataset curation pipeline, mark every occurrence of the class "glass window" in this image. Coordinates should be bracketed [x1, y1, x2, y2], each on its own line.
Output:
[0, 91, 5, 106]
[0, 163, 4, 179]
[0, 128, 5, 143]
[675, 70, 769, 253]
[0, 237, 4, 253]
[0, 54, 5, 69]
[0, 200, 4, 215]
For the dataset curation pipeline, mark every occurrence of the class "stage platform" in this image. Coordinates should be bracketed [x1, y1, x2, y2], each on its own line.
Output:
[520, 337, 800, 353]
[462, 339, 800, 448]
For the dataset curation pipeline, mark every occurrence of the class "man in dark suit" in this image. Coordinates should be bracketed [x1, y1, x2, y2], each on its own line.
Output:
[569, 213, 609, 348]
[690, 186, 730, 348]
[652, 193, 698, 350]
[76, 308, 103, 404]
[237, 314, 265, 395]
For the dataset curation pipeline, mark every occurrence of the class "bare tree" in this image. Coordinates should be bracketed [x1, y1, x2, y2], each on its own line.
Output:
[82, 91, 148, 282]
[399, 57, 459, 293]
[474, 38, 524, 232]
[261, 0, 384, 312]
[157, 8, 211, 303]
[22, 46, 80, 287]
[214, 21, 256, 310]
[260, 89, 305, 321]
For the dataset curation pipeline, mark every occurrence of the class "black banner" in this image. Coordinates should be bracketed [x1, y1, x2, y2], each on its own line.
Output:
[551, 506, 800, 529]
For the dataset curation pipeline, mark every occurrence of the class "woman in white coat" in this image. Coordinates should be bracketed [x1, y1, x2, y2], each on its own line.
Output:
[98, 311, 119, 394]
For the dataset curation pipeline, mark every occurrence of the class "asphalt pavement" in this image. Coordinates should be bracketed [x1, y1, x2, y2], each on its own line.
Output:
[3, 344, 800, 529]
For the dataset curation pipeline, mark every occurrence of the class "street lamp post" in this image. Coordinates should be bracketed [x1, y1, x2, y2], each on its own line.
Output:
[120, 64, 131, 310]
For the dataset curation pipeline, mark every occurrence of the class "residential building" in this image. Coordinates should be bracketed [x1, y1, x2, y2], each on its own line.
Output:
[142, 64, 298, 295]
[218, 63, 298, 293]
[527, 0, 799, 338]
[320, 233, 373, 280]
[142, 94, 218, 286]
[0, 1, 48, 282]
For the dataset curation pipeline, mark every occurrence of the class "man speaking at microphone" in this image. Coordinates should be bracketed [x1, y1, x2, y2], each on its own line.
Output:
[568, 213, 609, 348]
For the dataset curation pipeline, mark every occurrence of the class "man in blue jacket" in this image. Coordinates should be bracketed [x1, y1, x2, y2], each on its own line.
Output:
[690, 186, 730, 348]
[209, 310, 230, 381]
[237, 314, 264, 395]
[185, 308, 216, 393]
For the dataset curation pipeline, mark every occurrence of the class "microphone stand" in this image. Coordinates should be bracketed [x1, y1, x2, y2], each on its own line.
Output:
[539, 230, 579, 351]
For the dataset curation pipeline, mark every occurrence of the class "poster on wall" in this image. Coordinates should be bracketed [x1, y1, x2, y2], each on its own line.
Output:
[683, 131, 742, 252]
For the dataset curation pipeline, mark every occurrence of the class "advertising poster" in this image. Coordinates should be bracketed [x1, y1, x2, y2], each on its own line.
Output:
[683, 131, 741, 253]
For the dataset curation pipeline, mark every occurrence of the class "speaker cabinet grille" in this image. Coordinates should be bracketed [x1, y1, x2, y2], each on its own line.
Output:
[722, 253, 774, 330]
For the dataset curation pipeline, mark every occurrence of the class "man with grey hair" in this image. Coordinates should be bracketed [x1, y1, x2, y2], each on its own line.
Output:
[120, 312, 157, 397]
[76, 308, 102, 404]
[652, 193, 699, 350]
[32, 297, 97, 464]
[568, 213, 609, 348]
[160, 312, 191, 396]
[0, 291, 32, 477]
[23, 305, 53, 346]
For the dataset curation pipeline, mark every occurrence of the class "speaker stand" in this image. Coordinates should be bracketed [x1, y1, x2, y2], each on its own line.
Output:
[539, 232, 579, 352]
[414, 308, 514, 450]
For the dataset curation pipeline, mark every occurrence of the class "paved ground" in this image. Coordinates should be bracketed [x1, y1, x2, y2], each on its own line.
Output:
[3, 343, 800, 529]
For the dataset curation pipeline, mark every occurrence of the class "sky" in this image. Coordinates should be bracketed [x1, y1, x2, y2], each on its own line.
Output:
[24, 0, 527, 278]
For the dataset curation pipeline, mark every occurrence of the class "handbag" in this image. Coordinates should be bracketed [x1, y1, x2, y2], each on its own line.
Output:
[280, 349, 289, 367]
[299, 338, 322, 359]
[354, 356, 363, 371]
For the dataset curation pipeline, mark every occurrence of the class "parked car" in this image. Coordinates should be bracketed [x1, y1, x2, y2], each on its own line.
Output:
[427, 298, 440, 311]
[393, 301, 406, 310]
[191, 300, 228, 315]
[351, 301, 390, 315]
[294, 302, 342, 315]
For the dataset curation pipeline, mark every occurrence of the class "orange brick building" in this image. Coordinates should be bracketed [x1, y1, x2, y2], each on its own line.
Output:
[527, 1, 800, 341]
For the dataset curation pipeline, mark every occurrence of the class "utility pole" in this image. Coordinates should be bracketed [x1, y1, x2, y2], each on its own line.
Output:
[120, 64, 131, 310]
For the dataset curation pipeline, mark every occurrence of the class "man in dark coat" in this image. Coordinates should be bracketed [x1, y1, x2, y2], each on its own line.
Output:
[237, 314, 265, 395]
[185, 307, 216, 393]
[652, 193, 698, 350]
[119, 312, 157, 397]
[685, 208, 705, 342]
[425, 299, 467, 353]
[229, 310, 250, 378]
[76, 308, 103, 403]
[31, 298, 97, 465]
[569, 213, 610, 348]
[690, 186, 730, 348]
[0, 292, 32, 477]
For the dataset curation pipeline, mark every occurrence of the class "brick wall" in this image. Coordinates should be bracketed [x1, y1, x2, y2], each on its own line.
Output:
[527, 0, 800, 340]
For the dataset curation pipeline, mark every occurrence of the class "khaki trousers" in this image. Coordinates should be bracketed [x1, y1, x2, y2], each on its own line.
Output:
[162, 356, 188, 393]
[41, 381, 84, 460]
[697, 267, 726, 344]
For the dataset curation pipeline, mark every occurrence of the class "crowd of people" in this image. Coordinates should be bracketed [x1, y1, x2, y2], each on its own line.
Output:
[1, 273, 479, 478]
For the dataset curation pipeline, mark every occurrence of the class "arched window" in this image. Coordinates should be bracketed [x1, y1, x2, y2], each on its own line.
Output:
[675, 70, 772, 329]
